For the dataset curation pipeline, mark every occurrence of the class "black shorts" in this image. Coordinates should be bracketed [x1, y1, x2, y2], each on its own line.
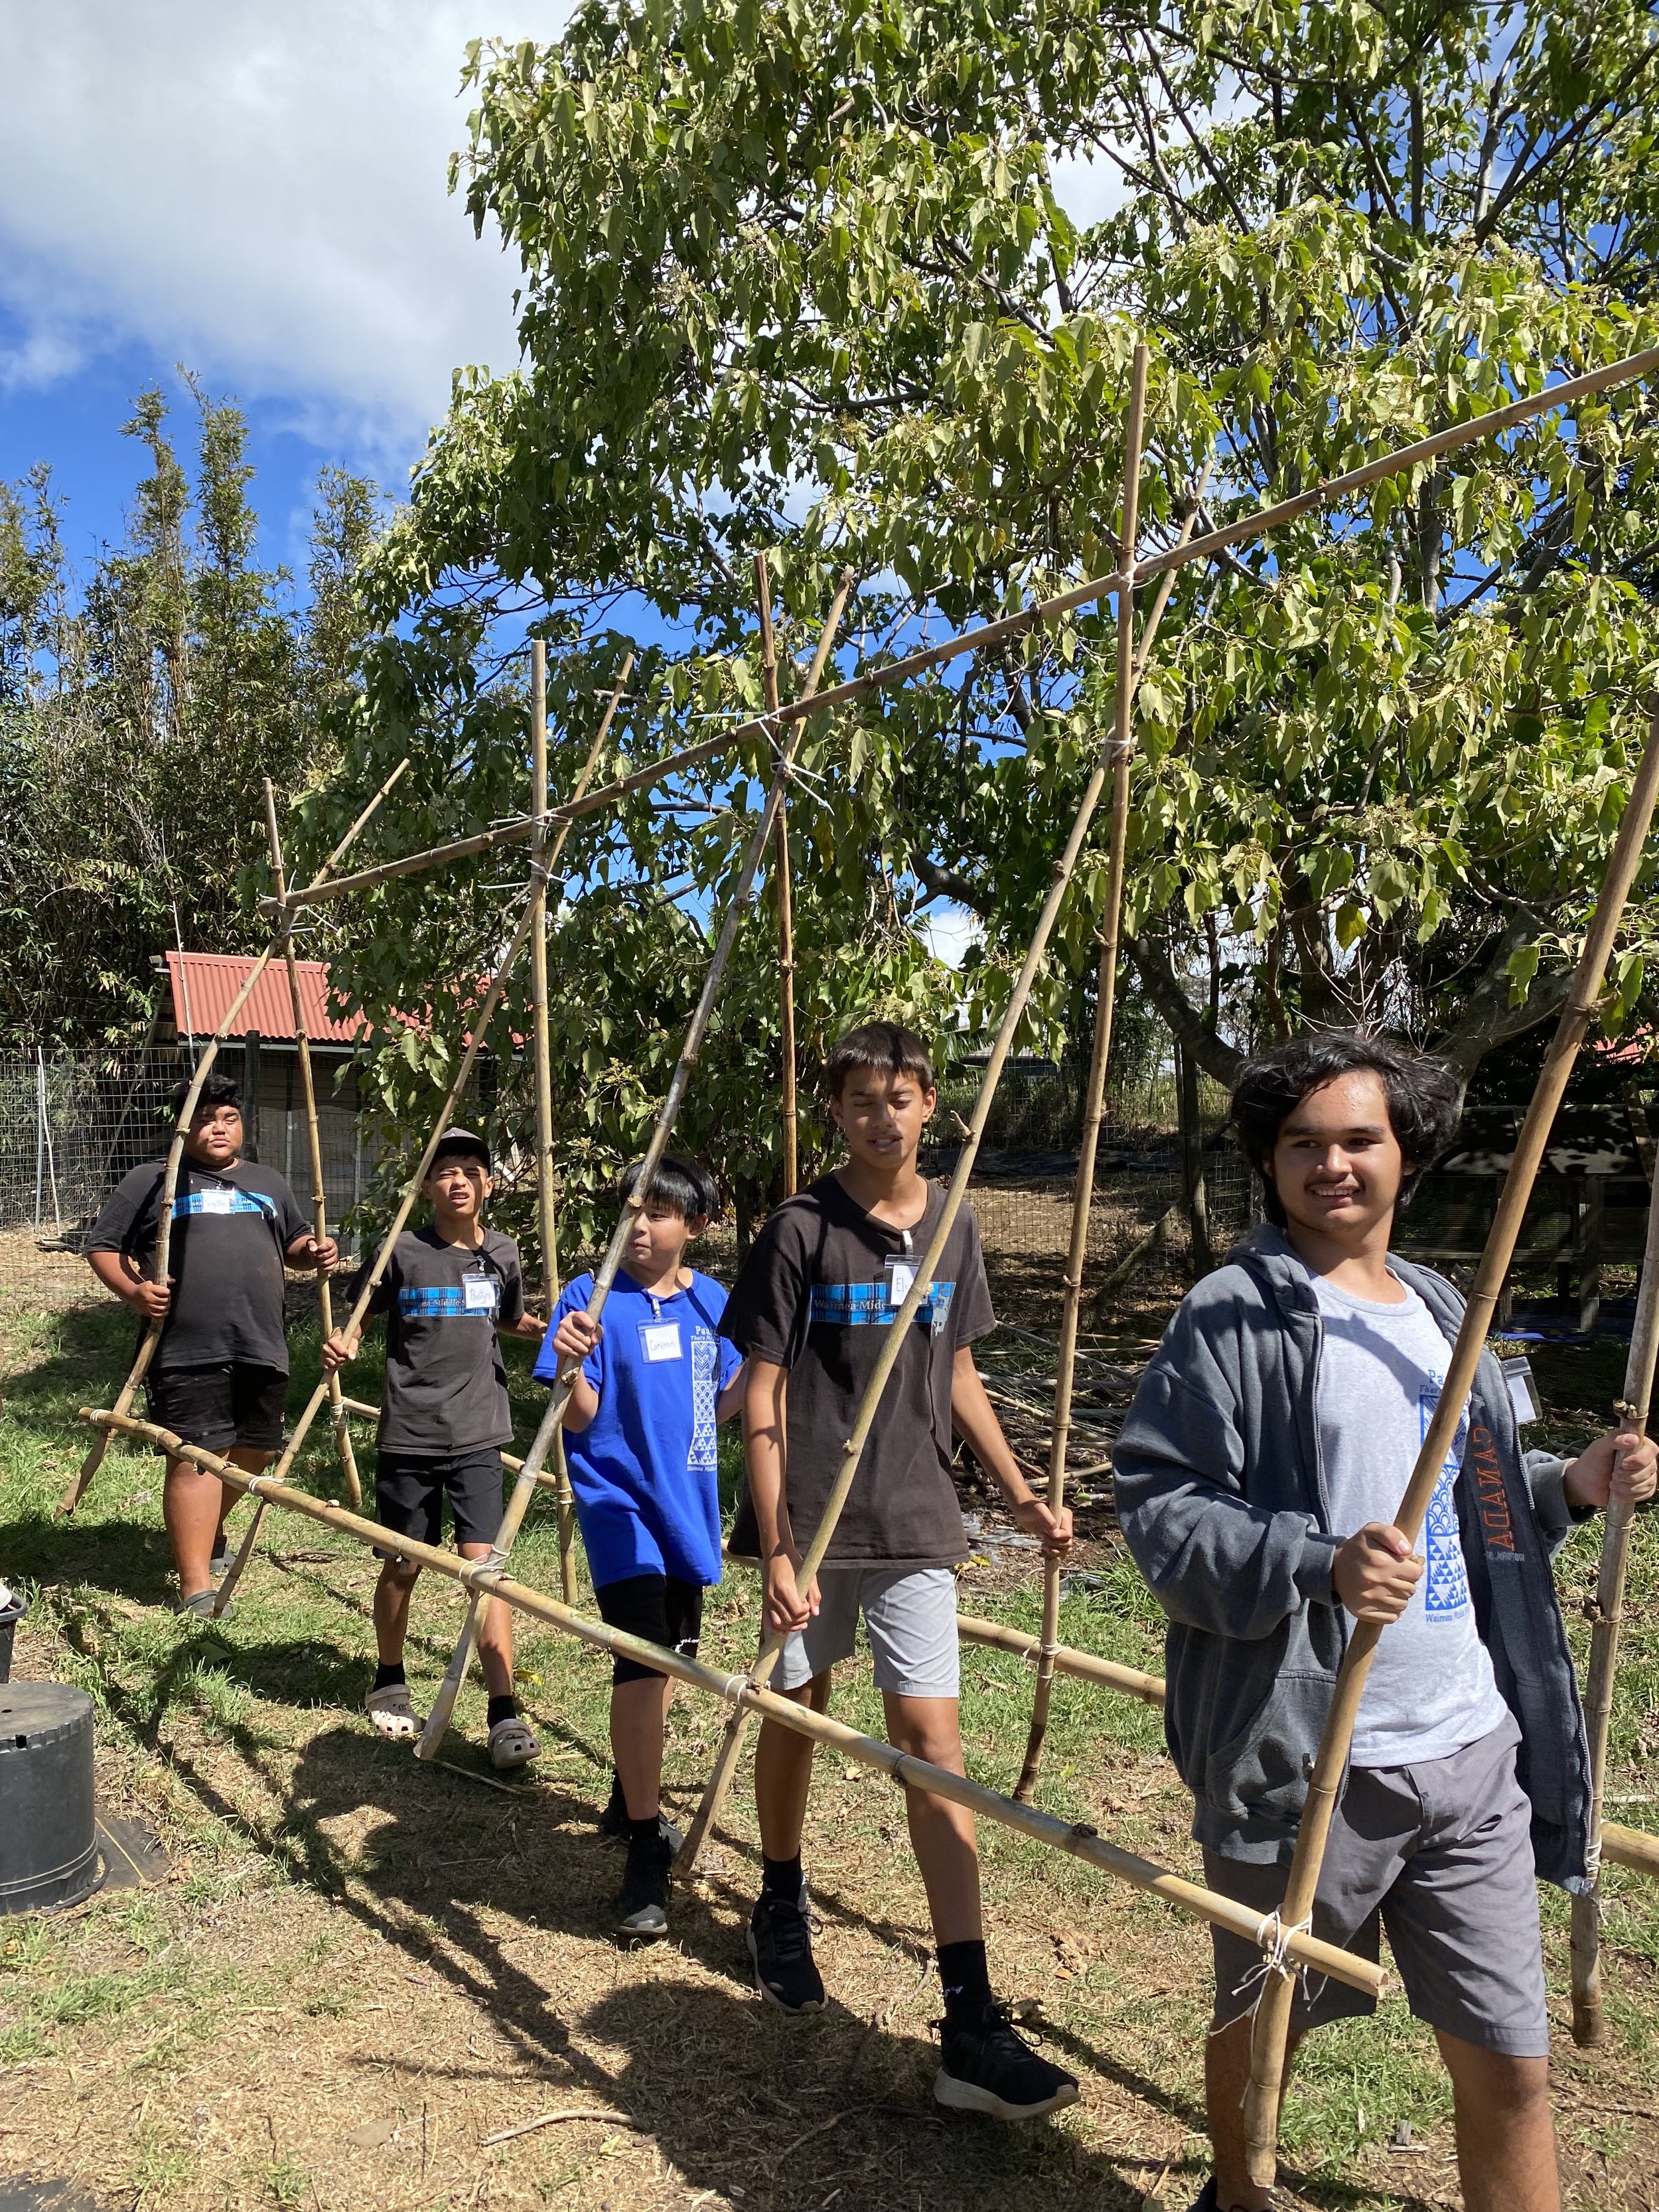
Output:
[148, 1362, 288, 1457]
[373, 1447, 505, 1557]
[595, 1573, 705, 1686]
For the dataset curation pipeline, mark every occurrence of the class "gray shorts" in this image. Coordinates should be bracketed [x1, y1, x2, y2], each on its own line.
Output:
[775, 1566, 960, 1698]
[1205, 1714, 1548, 2057]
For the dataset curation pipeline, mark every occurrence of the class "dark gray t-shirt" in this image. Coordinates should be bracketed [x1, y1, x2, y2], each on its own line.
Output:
[722, 1174, 995, 1569]
[88, 1157, 310, 1374]
[351, 1226, 525, 1456]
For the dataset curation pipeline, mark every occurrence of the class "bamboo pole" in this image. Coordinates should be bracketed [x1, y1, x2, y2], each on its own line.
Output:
[531, 644, 573, 1599]
[1242, 709, 1659, 2189]
[413, 580, 854, 1757]
[954, 1611, 1166, 1705]
[1570, 1154, 1659, 2044]
[674, 352, 1157, 1878]
[213, 668, 636, 1616]
[78, 1402, 1384, 1997]
[264, 346, 1659, 922]
[263, 778, 361, 1509]
[1603, 1822, 1659, 1879]
[756, 557, 800, 1197]
[1013, 348, 1148, 1800]
[58, 755, 409, 1516]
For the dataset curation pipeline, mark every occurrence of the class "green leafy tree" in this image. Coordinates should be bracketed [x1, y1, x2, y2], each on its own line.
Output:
[321, 0, 1659, 1220]
[0, 386, 382, 1051]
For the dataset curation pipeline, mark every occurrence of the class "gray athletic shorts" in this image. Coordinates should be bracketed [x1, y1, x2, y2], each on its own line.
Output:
[1204, 1714, 1549, 2057]
[775, 1566, 960, 1698]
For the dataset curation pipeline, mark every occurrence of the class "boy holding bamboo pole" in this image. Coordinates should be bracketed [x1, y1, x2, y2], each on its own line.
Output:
[1114, 1033, 1656, 2212]
[85, 1073, 336, 1615]
[541, 1154, 746, 1939]
[720, 1019, 1079, 2122]
[323, 1128, 546, 1767]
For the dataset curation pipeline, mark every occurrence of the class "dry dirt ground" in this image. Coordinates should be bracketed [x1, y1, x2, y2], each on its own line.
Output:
[1, 1290, 1658, 2212]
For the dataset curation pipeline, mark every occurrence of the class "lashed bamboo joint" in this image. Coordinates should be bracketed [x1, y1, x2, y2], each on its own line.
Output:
[80, 1402, 1387, 1998]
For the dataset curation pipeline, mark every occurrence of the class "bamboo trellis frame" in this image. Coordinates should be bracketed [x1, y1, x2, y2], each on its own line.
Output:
[262, 778, 361, 1509]
[78, 1402, 1386, 2000]
[410, 578, 854, 1759]
[60, 338, 1659, 2164]
[757, 557, 801, 1201]
[1570, 1149, 1659, 2045]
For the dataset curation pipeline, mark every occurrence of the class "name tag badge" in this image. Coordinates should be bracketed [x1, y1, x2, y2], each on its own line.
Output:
[639, 1319, 684, 1363]
[885, 1256, 916, 1307]
[463, 1274, 498, 1314]
[196, 1187, 238, 1215]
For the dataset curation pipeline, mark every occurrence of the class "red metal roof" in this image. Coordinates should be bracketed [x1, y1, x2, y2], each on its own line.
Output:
[165, 951, 365, 1047]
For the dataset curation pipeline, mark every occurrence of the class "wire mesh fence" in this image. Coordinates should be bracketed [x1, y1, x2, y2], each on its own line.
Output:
[0, 1051, 384, 1311]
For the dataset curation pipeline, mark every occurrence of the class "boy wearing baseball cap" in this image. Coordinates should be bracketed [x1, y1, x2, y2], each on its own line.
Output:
[325, 1128, 547, 1767]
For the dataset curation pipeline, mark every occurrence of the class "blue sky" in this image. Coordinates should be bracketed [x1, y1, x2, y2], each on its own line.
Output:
[0, 2, 551, 574]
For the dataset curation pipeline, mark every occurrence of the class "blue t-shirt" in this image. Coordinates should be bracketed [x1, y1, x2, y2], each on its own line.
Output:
[538, 1268, 743, 1589]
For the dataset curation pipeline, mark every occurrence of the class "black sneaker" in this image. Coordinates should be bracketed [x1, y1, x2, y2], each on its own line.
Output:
[209, 1538, 231, 1577]
[1185, 2182, 1219, 2211]
[746, 1885, 825, 2013]
[598, 1773, 683, 1855]
[614, 1828, 672, 1941]
[934, 2002, 1079, 2121]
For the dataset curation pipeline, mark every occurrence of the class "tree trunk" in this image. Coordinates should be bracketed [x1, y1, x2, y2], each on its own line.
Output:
[1177, 1040, 1213, 1277]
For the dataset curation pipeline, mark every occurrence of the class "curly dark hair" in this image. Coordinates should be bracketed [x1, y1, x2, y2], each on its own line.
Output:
[1230, 1033, 1463, 1227]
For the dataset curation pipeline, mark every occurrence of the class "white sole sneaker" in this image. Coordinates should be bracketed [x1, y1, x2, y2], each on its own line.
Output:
[932, 2067, 1080, 2121]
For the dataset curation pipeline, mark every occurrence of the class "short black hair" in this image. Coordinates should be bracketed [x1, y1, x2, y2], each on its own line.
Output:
[1230, 1032, 1462, 1227]
[618, 1153, 719, 1223]
[824, 1020, 935, 1100]
[171, 1071, 240, 1122]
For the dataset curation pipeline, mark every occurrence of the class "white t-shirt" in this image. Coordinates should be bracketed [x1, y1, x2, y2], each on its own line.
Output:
[1311, 1268, 1510, 1767]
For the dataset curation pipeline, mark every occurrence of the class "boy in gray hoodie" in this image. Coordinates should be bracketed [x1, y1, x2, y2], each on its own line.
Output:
[1114, 1033, 1655, 2212]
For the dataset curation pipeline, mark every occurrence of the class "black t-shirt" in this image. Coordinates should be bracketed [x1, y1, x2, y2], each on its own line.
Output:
[721, 1174, 995, 1569]
[88, 1157, 311, 1375]
[350, 1226, 526, 1457]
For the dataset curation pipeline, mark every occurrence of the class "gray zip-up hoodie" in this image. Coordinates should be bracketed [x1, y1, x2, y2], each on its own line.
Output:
[1114, 1226, 1593, 1887]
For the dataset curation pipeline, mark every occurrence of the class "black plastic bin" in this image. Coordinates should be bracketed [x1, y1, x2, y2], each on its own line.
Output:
[0, 1682, 102, 1915]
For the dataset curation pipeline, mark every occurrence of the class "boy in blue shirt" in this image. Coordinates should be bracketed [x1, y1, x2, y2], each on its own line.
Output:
[541, 1154, 745, 1937]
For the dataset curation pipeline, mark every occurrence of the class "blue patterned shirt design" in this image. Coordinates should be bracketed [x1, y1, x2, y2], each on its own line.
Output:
[173, 1189, 279, 1225]
[1419, 1378, 1473, 1618]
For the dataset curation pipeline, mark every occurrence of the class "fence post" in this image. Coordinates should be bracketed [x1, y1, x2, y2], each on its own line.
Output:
[34, 1050, 46, 1230]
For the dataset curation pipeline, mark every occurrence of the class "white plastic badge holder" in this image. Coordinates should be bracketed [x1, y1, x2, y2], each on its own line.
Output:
[1500, 1355, 1541, 1426]
[463, 1272, 498, 1315]
[196, 1186, 238, 1215]
[885, 1256, 917, 1307]
[639, 1319, 684, 1363]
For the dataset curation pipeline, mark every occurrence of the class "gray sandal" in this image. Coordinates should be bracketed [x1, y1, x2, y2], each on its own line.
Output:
[178, 1587, 234, 1621]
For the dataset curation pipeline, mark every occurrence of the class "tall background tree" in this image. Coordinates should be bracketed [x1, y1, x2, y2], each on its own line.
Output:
[0, 382, 380, 1053]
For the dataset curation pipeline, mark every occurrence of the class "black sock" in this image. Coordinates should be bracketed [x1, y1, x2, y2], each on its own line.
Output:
[373, 1661, 406, 1692]
[938, 1940, 992, 2023]
[628, 1812, 664, 1847]
[761, 1852, 804, 1901]
[487, 1694, 518, 1728]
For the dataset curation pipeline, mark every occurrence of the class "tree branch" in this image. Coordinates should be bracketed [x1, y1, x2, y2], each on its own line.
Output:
[1127, 932, 1244, 1085]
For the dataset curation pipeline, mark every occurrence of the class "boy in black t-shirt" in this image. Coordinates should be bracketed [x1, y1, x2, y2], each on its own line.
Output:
[722, 1021, 1080, 2122]
[325, 1128, 547, 1769]
[87, 1073, 336, 1617]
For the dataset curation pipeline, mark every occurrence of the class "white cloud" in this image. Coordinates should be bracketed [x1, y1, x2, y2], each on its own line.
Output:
[0, 2, 563, 469]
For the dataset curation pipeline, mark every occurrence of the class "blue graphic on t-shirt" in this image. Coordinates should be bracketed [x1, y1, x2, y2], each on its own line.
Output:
[397, 1284, 496, 1319]
[173, 1189, 278, 1223]
[808, 1280, 956, 1335]
[1419, 1379, 1471, 1617]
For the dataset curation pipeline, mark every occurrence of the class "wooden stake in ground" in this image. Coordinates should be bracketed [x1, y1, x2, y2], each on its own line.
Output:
[530, 640, 576, 1602]
[58, 755, 409, 1517]
[263, 778, 361, 1509]
[674, 350, 1158, 1878]
[1242, 709, 1659, 2189]
[756, 555, 800, 1198]
[413, 581, 853, 1757]
[1012, 348, 1147, 1800]
[1571, 1118, 1659, 2044]
[80, 1400, 1385, 1999]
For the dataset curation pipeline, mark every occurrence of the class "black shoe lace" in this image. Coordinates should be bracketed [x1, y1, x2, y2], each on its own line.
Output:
[764, 1891, 816, 1960]
[936, 1999, 1048, 2053]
